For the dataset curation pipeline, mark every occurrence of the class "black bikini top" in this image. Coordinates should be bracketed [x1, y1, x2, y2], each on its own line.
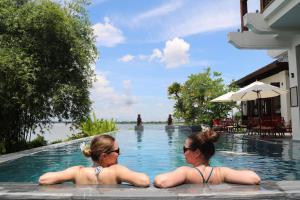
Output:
[194, 167, 214, 184]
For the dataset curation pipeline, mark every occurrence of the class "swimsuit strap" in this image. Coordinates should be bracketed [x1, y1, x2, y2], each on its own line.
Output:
[194, 167, 214, 184]
[194, 167, 206, 183]
[95, 166, 103, 176]
[94, 166, 104, 184]
[206, 167, 214, 183]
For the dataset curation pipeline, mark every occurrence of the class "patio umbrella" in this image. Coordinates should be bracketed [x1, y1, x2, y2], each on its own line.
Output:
[231, 81, 288, 101]
[231, 81, 288, 133]
[210, 91, 237, 121]
[211, 91, 235, 102]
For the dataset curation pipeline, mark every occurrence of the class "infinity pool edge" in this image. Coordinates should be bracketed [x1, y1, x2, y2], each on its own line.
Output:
[0, 131, 117, 164]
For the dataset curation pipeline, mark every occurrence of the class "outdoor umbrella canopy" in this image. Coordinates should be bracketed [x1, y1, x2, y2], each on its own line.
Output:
[210, 91, 238, 121]
[231, 81, 288, 101]
[210, 92, 235, 102]
[230, 81, 288, 134]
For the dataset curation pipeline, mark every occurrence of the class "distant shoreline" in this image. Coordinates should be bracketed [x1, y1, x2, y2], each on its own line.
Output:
[42, 121, 184, 125]
[116, 122, 184, 124]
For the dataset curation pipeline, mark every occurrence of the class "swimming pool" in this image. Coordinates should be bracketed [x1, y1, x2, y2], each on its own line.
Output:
[0, 124, 300, 182]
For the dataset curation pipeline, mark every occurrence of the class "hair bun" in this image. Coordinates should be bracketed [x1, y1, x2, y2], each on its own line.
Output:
[201, 130, 219, 143]
[82, 148, 92, 157]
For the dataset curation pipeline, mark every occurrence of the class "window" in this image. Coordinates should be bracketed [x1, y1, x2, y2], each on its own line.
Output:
[290, 86, 298, 107]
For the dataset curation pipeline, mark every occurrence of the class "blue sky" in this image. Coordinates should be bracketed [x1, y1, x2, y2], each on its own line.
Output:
[87, 0, 273, 121]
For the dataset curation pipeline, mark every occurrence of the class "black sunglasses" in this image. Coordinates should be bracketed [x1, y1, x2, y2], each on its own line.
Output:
[107, 148, 120, 155]
[183, 146, 191, 153]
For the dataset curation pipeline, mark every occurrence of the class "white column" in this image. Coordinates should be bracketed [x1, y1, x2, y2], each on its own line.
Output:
[288, 44, 300, 140]
[281, 70, 291, 123]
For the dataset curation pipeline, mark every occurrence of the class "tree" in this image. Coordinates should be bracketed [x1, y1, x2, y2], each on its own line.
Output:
[168, 82, 184, 120]
[168, 68, 237, 126]
[0, 0, 97, 152]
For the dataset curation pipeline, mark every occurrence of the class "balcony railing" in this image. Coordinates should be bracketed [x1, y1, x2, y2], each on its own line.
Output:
[260, 0, 275, 12]
[240, 0, 275, 31]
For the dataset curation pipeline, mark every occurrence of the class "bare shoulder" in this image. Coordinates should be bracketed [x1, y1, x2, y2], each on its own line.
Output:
[217, 166, 233, 177]
[110, 164, 133, 172]
[71, 166, 85, 170]
[64, 166, 84, 173]
[177, 166, 193, 172]
[218, 166, 261, 185]
[218, 166, 235, 174]
[68, 166, 87, 177]
[102, 164, 124, 175]
[109, 164, 126, 171]
[177, 166, 194, 179]
[111, 164, 126, 169]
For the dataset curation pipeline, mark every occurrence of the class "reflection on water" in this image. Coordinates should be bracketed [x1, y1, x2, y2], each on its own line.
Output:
[215, 134, 300, 181]
[1, 124, 300, 182]
[135, 130, 143, 144]
[165, 128, 175, 145]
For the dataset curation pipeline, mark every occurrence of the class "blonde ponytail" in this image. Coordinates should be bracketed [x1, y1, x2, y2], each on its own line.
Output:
[82, 147, 92, 157]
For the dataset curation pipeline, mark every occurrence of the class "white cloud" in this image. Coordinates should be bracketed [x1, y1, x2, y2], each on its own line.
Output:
[161, 37, 190, 68]
[118, 0, 260, 42]
[90, 71, 173, 121]
[91, 72, 137, 107]
[162, 1, 240, 38]
[138, 54, 148, 61]
[122, 80, 137, 106]
[119, 54, 134, 62]
[149, 49, 162, 61]
[165, 0, 260, 38]
[125, 37, 190, 68]
[92, 17, 125, 47]
[133, 0, 183, 25]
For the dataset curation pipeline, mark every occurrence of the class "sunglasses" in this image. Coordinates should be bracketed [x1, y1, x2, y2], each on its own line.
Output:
[183, 146, 192, 153]
[107, 148, 120, 155]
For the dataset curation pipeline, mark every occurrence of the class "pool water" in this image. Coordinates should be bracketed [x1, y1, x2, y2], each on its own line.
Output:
[0, 124, 300, 182]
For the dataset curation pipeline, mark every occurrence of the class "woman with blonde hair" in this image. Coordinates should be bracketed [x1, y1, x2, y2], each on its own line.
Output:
[154, 130, 260, 188]
[39, 134, 150, 187]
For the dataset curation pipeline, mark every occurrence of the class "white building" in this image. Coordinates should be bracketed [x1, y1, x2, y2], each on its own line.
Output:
[228, 0, 300, 140]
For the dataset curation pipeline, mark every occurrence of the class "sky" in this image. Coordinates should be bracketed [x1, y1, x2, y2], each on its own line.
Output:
[87, 0, 274, 121]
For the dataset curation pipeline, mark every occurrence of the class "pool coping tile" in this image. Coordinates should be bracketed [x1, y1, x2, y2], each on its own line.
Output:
[0, 181, 299, 199]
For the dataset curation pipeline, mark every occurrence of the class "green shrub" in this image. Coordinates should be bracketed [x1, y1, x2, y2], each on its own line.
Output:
[80, 113, 117, 136]
[68, 113, 117, 140]
[0, 134, 47, 155]
[0, 142, 6, 155]
[50, 139, 63, 144]
[67, 133, 86, 140]
[29, 134, 47, 148]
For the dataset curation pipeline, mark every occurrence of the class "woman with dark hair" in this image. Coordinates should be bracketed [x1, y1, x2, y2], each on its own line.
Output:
[39, 135, 150, 187]
[154, 130, 260, 188]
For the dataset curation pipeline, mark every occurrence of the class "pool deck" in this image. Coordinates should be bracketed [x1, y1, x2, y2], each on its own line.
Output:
[0, 181, 300, 199]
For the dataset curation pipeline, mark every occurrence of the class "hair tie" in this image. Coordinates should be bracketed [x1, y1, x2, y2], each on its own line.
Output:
[80, 142, 89, 152]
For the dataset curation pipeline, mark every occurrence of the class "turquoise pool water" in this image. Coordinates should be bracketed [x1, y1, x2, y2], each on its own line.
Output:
[0, 124, 300, 182]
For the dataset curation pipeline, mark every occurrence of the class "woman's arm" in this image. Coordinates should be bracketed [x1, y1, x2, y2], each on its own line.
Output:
[115, 165, 150, 187]
[154, 166, 189, 188]
[39, 166, 81, 185]
[221, 167, 261, 185]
